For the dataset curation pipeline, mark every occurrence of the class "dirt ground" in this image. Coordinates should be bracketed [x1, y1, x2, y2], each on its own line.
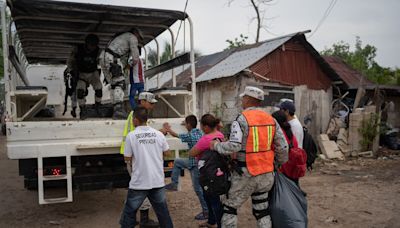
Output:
[1, 134, 399, 228]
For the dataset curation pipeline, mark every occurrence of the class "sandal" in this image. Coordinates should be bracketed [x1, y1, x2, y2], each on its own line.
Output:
[195, 211, 208, 220]
[199, 222, 217, 228]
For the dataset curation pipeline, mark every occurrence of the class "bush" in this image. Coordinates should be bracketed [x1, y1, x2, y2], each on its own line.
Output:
[358, 113, 380, 151]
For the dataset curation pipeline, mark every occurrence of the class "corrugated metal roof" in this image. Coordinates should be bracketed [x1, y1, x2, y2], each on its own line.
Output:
[147, 63, 191, 90]
[162, 49, 234, 88]
[9, 0, 187, 64]
[160, 30, 335, 89]
[249, 40, 333, 90]
[195, 35, 293, 83]
[323, 56, 375, 89]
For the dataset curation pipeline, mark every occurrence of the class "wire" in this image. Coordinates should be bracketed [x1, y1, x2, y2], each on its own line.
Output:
[173, 0, 189, 48]
[308, 0, 338, 38]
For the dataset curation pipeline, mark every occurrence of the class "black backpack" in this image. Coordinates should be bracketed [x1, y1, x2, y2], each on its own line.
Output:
[302, 127, 318, 170]
[198, 150, 231, 195]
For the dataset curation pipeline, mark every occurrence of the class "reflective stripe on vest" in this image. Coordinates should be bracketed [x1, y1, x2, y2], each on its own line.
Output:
[120, 111, 135, 154]
[242, 109, 276, 176]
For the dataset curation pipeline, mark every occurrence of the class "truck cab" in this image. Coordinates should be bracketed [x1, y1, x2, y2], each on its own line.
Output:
[1, 0, 196, 204]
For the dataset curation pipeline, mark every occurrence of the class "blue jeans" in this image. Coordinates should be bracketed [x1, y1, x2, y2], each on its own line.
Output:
[120, 188, 173, 228]
[171, 158, 208, 213]
[129, 83, 144, 110]
[204, 193, 223, 228]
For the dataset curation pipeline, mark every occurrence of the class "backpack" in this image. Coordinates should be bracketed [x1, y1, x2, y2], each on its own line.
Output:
[302, 127, 318, 170]
[198, 150, 231, 195]
[280, 147, 307, 179]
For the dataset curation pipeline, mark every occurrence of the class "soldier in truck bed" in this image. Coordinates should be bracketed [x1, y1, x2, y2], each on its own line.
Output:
[100, 28, 143, 119]
[66, 34, 103, 120]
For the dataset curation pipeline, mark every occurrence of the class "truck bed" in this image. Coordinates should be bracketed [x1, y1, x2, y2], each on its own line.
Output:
[7, 118, 188, 160]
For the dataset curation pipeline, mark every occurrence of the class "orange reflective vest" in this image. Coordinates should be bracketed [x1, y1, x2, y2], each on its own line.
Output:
[242, 109, 276, 176]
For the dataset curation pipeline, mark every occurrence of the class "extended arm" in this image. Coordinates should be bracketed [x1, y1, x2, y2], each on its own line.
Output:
[129, 35, 140, 66]
[212, 120, 243, 155]
[189, 147, 202, 157]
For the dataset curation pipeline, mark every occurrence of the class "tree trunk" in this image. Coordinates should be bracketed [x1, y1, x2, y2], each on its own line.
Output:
[250, 0, 260, 43]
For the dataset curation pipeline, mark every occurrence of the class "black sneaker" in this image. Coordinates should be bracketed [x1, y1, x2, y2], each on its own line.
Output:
[164, 183, 178, 191]
[95, 101, 101, 116]
[79, 106, 87, 120]
[112, 103, 127, 120]
[71, 107, 77, 118]
[112, 110, 127, 120]
[140, 219, 159, 228]
[195, 211, 208, 220]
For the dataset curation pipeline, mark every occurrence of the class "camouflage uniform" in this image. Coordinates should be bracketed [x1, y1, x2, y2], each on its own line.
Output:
[214, 107, 289, 228]
[99, 32, 141, 119]
[100, 32, 140, 105]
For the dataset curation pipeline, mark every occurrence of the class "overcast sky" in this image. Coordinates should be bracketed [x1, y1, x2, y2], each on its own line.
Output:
[65, 0, 399, 68]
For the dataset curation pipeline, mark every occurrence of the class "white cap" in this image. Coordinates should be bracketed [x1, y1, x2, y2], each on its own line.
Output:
[239, 86, 264, 101]
[138, 92, 157, 103]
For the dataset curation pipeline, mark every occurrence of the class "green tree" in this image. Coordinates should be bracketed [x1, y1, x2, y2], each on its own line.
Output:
[396, 69, 400, 85]
[321, 37, 398, 85]
[147, 41, 175, 68]
[147, 41, 201, 68]
[225, 34, 249, 49]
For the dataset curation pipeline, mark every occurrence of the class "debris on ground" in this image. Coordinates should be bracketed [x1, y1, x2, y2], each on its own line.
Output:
[49, 221, 61, 225]
[318, 134, 344, 159]
[325, 216, 338, 224]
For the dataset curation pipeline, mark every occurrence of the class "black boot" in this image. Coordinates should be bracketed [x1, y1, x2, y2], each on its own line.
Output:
[79, 106, 87, 120]
[140, 209, 159, 228]
[112, 103, 127, 120]
[71, 107, 77, 118]
[94, 101, 101, 116]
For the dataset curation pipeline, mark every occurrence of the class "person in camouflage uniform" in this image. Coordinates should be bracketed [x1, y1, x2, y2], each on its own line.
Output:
[100, 28, 143, 119]
[211, 86, 289, 228]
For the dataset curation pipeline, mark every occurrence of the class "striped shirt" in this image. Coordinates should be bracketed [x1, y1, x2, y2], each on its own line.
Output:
[178, 128, 203, 168]
[129, 58, 144, 84]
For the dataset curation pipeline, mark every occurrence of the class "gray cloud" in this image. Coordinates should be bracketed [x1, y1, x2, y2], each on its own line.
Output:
[59, 0, 400, 68]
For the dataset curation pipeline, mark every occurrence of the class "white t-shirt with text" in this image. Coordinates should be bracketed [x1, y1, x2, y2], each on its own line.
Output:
[124, 126, 169, 190]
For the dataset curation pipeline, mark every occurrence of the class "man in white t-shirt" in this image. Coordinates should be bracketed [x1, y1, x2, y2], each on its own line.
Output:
[280, 100, 304, 148]
[120, 107, 173, 228]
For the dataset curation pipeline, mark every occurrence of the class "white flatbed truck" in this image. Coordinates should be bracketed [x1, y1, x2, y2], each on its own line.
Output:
[1, 0, 196, 204]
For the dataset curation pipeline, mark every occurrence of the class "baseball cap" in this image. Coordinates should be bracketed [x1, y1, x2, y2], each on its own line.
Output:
[280, 100, 296, 113]
[275, 98, 294, 108]
[138, 92, 157, 104]
[131, 28, 144, 42]
[239, 86, 264, 101]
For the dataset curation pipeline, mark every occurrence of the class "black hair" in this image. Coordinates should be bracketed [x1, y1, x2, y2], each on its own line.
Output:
[200, 114, 218, 129]
[85, 34, 99, 45]
[133, 107, 148, 124]
[272, 110, 293, 144]
[281, 107, 295, 116]
[185, 115, 197, 128]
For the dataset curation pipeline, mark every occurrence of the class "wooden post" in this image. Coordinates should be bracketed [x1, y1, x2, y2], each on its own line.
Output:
[372, 87, 382, 156]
